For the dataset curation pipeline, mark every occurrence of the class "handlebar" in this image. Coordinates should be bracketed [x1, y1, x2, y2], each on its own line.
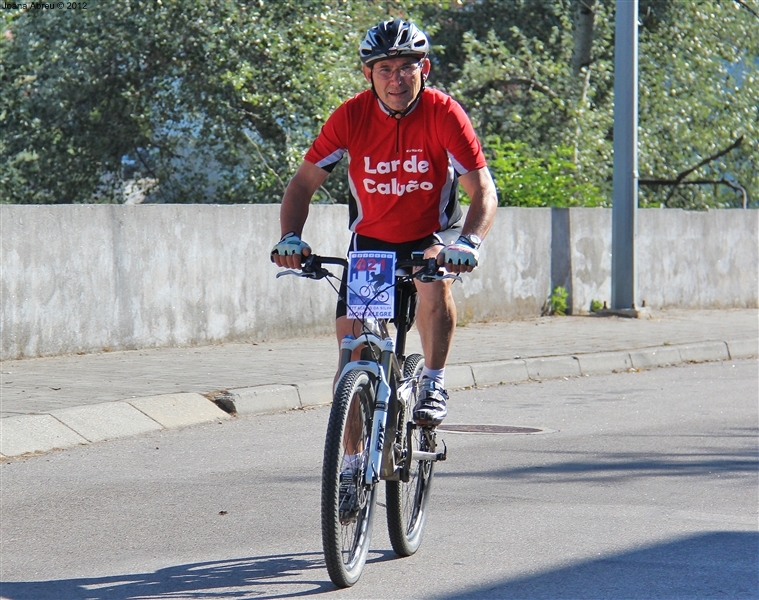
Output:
[275, 254, 347, 280]
[275, 253, 461, 283]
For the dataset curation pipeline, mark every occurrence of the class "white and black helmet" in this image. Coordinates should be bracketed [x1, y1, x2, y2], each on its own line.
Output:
[359, 19, 429, 66]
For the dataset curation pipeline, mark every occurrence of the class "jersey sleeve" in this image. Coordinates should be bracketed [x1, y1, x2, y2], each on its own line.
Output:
[304, 101, 350, 173]
[440, 98, 488, 175]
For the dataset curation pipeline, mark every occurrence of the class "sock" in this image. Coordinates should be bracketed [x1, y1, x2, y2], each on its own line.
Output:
[421, 366, 445, 387]
[342, 453, 361, 472]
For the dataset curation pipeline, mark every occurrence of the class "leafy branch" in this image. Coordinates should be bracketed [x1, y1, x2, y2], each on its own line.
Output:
[242, 130, 286, 193]
[468, 77, 561, 101]
[639, 136, 747, 207]
[735, 0, 759, 19]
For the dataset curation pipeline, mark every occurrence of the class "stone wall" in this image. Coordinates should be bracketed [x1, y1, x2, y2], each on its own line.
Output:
[2, 205, 756, 358]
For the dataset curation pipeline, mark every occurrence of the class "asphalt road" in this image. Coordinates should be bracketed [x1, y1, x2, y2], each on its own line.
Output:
[1, 360, 757, 600]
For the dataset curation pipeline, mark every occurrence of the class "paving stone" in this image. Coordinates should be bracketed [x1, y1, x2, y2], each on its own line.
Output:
[575, 351, 633, 375]
[227, 385, 301, 415]
[727, 338, 759, 359]
[629, 346, 683, 369]
[1, 414, 88, 457]
[296, 379, 334, 407]
[677, 341, 730, 363]
[129, 393, 230, 428]
[50, 402, 163, 442]
[525, 356, 581, 380]
[446, 364, 475, 389]
[471, 360, 529, 386]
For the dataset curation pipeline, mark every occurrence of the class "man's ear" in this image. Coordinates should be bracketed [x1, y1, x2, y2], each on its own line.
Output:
[421, 58, 431, 81]
[362, 65, 372, 83]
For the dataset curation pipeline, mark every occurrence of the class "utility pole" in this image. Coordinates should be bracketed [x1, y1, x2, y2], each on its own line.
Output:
[611, 0, 639, 310]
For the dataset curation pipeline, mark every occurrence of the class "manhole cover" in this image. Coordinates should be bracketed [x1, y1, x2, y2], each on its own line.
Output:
[437, 424, 546, 434]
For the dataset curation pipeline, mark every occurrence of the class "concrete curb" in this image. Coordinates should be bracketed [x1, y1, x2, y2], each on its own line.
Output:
[728, 338, 759, 359]
[1, 393, 230, 459]
[1, 339, 755, 460]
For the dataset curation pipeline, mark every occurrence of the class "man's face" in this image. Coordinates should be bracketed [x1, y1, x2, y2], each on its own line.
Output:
[363, 56, 430, 113]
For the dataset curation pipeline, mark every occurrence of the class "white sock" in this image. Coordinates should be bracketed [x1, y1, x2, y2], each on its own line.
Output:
[421, 367, 445, 387]
[342, 453, 361, 472]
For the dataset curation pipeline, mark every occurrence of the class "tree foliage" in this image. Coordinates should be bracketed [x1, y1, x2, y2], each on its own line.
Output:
[485, 137, 605, 207]
[1, 0, 757, 208]
[1, 1, 388, 203]
[419, 0, 758, 208]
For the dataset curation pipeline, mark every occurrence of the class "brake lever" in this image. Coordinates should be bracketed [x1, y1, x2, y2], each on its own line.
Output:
[276, 268, 330, 280]
[275, 269, 305, 279]
[417, 272, 463, 283]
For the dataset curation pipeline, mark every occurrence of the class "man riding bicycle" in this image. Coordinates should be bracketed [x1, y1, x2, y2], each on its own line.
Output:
[271, 18, 498, 427]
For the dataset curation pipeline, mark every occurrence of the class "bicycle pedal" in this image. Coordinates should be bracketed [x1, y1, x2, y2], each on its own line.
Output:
[436, 439, 448, 461]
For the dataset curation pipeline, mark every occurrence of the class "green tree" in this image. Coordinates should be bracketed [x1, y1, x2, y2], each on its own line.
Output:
[636, 0, 758, 208]
[1, 1, 387, 204]
[3, 1, 757, 208]
[419, 0, 758, 208]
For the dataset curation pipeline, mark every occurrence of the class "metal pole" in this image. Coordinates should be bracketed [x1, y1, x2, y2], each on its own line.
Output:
[611, 0, 639, 310]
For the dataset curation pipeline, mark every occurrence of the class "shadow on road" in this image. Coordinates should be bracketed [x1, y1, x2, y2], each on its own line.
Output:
[2, 533, 756, 599]
[432, 531, 759, 599]
[436, 442, 759, 484]
[0, 550, 391, 600]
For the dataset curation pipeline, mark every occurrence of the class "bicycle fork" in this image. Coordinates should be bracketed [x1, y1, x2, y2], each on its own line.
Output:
[337, 334, 395, 486]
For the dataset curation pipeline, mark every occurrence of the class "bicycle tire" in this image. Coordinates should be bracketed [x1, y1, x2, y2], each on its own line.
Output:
[385, 353, 436, 557]
[321, 369, 378, 588]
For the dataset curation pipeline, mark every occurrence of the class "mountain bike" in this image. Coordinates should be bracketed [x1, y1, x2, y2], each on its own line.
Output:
[276, 252, 456, 588]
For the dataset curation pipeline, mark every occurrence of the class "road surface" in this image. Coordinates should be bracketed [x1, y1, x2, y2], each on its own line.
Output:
[1, 360, 756, 599]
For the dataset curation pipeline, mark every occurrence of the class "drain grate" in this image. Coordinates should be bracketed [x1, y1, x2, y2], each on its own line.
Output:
[437, 424, 545, 434]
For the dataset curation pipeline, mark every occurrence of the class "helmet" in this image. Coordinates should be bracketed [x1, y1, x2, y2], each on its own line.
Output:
[359, 19, 429, 66]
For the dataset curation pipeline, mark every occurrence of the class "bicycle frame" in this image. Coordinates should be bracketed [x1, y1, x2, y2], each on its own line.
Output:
[277, 253, 453, 483]
[335, 258, 443, 485]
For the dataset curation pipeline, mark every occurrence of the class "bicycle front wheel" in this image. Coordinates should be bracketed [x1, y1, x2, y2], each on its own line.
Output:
[321, 369, 378, 588]
[386, 353, 436, 557]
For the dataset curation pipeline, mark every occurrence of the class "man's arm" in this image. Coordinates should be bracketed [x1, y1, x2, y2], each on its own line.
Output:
[438, 166, 498, 273]
[272, 161, 330, 269]
[459, 166, 498, 241]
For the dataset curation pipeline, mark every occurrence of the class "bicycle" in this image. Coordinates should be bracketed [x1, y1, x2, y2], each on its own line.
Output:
[358, 276, 390, 304]
[276, 252, 458, 588]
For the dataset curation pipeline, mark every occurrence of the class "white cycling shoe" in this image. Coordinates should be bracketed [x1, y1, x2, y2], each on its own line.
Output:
[413, 378, 449, 426]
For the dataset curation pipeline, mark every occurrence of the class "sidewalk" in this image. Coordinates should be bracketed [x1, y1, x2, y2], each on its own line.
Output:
[1, 309, 757, 458]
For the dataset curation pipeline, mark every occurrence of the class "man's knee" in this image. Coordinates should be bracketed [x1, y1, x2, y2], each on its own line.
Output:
[415, 278, 454, 307]
[336, 316, 362, 340]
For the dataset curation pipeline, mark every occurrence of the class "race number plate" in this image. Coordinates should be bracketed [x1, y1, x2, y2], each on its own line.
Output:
[347, 251, 396, 320]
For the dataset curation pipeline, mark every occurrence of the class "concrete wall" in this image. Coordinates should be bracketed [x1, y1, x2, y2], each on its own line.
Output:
[2, 205, 757, 359]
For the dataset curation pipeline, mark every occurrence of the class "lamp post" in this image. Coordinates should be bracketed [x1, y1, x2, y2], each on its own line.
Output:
[611, 0, 639, 310]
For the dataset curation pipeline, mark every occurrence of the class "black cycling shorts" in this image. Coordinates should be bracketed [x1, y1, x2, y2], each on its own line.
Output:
[335, 228, 461, 319]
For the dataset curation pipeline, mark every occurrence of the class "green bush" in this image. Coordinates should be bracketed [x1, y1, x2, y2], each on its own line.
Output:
[484, 137, 607, 207]
[550, 286, 569, 316]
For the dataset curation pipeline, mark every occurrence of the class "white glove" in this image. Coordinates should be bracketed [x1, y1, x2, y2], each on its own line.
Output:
[439, 237, 479, 268]
[271, 232, 311, 258]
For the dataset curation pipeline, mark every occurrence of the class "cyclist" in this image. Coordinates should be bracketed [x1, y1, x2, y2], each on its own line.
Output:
[271, 18, 498, 428]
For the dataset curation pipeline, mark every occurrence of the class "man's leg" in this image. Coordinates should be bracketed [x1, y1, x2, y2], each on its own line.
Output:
[334, 317, 366, 470]
[414, 243, 456, 370]
[411, 245, 454, 426]
[414, 277, 456, 370]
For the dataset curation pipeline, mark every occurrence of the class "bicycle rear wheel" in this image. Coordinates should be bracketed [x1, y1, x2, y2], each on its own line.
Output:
[321, 369, 378, 588]
[385, 353, 436, 556]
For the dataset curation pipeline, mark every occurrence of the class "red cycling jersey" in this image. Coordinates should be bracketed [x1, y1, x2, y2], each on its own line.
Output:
[304, 87, 487, 243]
